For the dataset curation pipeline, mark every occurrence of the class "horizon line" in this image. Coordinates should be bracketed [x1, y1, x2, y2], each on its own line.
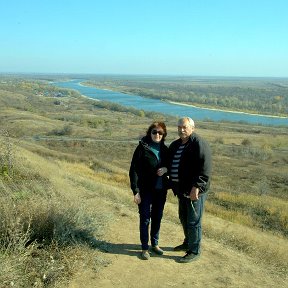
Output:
[0, 72, 288, 79]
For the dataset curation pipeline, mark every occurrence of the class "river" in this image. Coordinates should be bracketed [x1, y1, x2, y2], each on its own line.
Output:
[53, 80, 288, 126]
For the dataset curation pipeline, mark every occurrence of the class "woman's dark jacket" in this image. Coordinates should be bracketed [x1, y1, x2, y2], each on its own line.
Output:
[168, 133, 212, 196]
[129, 136, 169, 195]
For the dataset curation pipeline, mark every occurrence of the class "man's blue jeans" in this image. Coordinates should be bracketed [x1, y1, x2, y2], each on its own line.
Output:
[178, 193, 207, 254]
[138, 190, 167, 250]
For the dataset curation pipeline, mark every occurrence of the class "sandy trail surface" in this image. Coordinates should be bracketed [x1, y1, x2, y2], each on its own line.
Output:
[68, 202, 286, 288]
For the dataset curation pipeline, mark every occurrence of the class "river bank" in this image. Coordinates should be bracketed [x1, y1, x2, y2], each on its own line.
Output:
[82, 82, 288, 120]
[53, 80, 288, 126]
[167, 101, 288, 119]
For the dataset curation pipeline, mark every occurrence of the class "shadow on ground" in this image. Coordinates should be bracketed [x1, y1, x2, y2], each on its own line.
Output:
[94, 240, 180, 261]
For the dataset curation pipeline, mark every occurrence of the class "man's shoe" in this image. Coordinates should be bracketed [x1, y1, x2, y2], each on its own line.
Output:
[141, 250, 150, 260]
[179, 252, 200, 263]
[152, 246, 164, 255]
[173, 243, 188, 251]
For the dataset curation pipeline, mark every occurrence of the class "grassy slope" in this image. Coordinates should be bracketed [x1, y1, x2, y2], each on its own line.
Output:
[0, 80, 287, 287]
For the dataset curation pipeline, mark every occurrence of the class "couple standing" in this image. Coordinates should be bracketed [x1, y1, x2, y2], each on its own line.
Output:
[129, 117, 212, 263]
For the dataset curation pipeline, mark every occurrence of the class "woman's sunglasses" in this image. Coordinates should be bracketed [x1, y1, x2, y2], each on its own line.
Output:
[151, 129, 164, 136]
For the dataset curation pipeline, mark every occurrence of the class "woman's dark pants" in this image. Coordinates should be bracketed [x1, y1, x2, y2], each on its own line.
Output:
[138, 190, 167, 250]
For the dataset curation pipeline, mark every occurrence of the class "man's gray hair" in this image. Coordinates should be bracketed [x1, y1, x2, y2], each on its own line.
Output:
[178, 117, 195, 127]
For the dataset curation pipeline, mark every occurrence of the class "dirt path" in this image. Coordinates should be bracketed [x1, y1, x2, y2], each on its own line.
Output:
[68, 202, 286, 288]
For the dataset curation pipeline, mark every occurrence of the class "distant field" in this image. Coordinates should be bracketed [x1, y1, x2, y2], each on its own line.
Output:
[0, 76, 287, 287]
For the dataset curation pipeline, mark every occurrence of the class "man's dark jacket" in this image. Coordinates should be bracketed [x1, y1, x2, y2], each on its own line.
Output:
[129, 136, 169, 195]
[168, 133, 212, 196]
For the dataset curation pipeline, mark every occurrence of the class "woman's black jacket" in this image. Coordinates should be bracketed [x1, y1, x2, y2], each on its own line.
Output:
[129, 136, 169, 195]
[168, 133, 212, 196]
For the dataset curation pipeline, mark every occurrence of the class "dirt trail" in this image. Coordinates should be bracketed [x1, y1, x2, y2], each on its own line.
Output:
[68, 201, 286, 288]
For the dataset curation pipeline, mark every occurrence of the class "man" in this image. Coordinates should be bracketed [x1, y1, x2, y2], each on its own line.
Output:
[169, 117, 212, 263]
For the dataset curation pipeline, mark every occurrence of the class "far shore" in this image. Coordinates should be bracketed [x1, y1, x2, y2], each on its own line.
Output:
[168, 101, 288, 119]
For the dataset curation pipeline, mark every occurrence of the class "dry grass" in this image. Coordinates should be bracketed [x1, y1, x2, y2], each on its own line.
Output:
[206, 191, 288, 236]
[0, 77, 287, 286]
[203, 214, 288, 275]
[0, 142, 114, 286]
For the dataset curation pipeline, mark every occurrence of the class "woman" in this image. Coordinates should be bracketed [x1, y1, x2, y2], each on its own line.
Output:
[129, 121, 169, 260]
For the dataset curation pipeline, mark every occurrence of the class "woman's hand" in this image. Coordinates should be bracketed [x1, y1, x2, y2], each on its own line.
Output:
[157, 167, 167, 176]
[134, 192, 141, 204]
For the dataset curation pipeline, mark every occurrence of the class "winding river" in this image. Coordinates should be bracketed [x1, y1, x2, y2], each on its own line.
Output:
[53, 80, 287, 126]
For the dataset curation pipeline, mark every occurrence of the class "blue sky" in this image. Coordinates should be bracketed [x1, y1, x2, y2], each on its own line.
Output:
[1, 0, 287, 77]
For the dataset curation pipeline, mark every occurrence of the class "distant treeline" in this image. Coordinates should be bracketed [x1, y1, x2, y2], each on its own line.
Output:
[0, 77, 170, 121]
[85, 76, 288, 116]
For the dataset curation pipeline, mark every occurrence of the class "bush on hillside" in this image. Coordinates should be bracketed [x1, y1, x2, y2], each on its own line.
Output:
[0, 130, 14, 177]
[47, 125, 73, 136]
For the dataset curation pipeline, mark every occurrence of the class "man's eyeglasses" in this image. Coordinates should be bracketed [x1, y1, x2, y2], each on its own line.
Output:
[151, 130, 164, 136]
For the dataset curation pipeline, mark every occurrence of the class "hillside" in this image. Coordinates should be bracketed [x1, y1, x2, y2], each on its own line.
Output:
[0, 77, 287, 287]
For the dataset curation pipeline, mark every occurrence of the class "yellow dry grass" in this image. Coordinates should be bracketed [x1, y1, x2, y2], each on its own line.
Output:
[1, 78, 287, 287]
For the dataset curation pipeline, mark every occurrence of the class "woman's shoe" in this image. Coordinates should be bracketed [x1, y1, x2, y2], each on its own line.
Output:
[152, 245, 164, 255]
[141, 250, 150, 260]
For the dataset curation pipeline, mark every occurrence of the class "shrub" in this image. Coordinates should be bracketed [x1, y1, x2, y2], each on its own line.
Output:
[47, 125, 73, 136]
[0, 130, 14, 177]
[241, 138, 252, 146]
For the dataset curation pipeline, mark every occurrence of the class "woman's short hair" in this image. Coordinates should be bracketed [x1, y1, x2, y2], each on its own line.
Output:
[146, 121, 167, 141]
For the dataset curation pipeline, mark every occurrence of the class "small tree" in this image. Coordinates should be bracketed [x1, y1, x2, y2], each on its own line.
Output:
[0, 130, 14, 177]
[241, 138, 252, 146]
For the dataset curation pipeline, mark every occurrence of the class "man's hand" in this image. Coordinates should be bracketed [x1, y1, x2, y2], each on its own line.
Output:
[157, 167, 167, 176]
[189, 187, 199, 201]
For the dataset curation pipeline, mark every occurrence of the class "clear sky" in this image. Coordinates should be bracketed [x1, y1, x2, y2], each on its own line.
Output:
[1, 0, 287, 77]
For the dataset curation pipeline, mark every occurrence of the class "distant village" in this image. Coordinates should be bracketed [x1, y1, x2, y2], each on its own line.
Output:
[36, 91, 66, 98]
